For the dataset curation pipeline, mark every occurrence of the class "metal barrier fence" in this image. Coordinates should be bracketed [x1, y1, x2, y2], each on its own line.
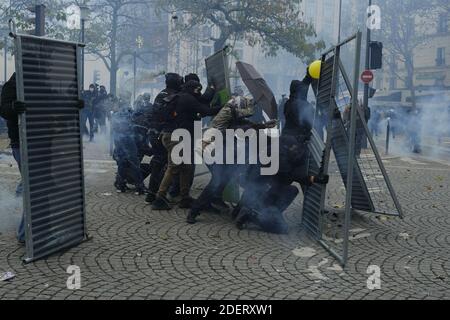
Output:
[12, 31, 87, 263]
[301, 32, 404, 267]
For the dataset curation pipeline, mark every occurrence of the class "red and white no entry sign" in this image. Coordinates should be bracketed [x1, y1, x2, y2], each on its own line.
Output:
[361, 70, 374, 84]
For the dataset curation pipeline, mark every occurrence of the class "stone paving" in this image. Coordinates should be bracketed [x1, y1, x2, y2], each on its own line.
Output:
[0, 138, 450, 300]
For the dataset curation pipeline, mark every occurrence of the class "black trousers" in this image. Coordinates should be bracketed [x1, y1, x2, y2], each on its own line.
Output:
[191, 164, 237, 213]
[238, 178, 299, 234]
[147, 135, 167, 195]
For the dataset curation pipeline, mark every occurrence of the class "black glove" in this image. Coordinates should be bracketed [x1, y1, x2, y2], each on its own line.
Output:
[314, 174, 330, 185]
[77, 100, 85, 110]
[13, 101, 26, 114]
[252, 123, 266, 130]
[264, 119, 278, 129]
[333, 108, 342, 119]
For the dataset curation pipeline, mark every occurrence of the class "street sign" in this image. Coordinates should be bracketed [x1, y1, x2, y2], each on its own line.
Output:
[361, 70, 374, 84]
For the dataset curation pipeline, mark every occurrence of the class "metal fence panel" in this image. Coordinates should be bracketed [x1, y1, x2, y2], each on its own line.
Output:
[302, 32, 403, 266]
[14, 34, 87, 263]
[205, 48, 231, 103]
[331, 116, 374, 212]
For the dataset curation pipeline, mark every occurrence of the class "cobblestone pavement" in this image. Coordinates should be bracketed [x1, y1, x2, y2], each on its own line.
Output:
[0, 138, 450, 300]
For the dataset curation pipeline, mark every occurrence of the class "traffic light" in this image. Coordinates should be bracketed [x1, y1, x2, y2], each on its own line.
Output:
[369, 41, 383, 70]
[93, 70, 101, 84]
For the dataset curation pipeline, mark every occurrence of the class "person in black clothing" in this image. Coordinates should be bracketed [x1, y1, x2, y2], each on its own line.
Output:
[186, 96, 277, 224]
[152, 80, 221, 210]
[145, 73, 184, 204]
[232, 72, 328, 234]
[169, 73, 217, 200]
[234, 135, 329, 234]
[82, 84, 97, 141]
[132, 92, 153, 160]
[0, 73, 26, 243]
[184, 73, 216, 105]
[94, 85, 108, 134]
[111, 101, 146, 195]
[283, 79, 315, 140]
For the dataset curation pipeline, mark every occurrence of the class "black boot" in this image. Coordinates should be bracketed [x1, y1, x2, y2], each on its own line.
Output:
[178, 197, 194, 209]
[152, 196, 171, 210]
[114, 181, 128, 193]
[235, 208, 253, 230]
[145, 192, 156, 204]
[135, 185, 148, 196]
[187, 210, 200, 224]
[211, 198, 229, 211]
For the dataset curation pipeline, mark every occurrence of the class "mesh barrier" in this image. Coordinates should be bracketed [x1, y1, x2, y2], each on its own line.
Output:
[301, 32, 403, 266]
[14, 34, 87, 263]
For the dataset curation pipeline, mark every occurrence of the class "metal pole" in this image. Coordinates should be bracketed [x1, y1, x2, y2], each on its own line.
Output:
[338, 0, 342, 43]
[81, 18, 85, 91]
[5, 0, 11, 81]
[35, 4, 45, 36]
[342, 31, 362, 266]
[133, 50, 137, 104]
[386, 119, 390, 155]
[362, 0, 372, 148]
[3, 36, 7, 82]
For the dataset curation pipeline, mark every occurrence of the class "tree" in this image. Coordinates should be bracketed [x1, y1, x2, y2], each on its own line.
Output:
[435, 0, 450, 11]
[83, 0, 155, 95]
[81, 0, 168, 95]
[378, 0, 436, 109]
[0, 0, 70, 48]
[155, 0, 324, 62]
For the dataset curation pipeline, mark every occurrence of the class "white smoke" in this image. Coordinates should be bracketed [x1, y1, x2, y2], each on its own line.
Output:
[0, 155, 23, 236]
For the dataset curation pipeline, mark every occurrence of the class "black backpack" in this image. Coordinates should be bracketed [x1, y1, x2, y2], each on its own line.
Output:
[151, 94, 180, 130]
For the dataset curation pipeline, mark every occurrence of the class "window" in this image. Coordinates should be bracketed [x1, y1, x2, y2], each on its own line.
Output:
[438, 14, 448, 33]
[304, 1, 317, 23]
[202, 26, 211, 39]
[201, 46, 212, 58]
[234, 49, 243, 60]
[436, 47, 446, 66]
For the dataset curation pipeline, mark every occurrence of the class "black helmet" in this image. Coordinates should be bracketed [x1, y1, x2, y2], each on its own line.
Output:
[165, 73, 184, 90]
[184, 73, 200, 83]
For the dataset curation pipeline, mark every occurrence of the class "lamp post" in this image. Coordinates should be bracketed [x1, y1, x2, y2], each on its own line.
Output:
[3, 0, 12, 82]
[338, 0, 342, 43]
[133, 35, 144, 103]
[79, 4, 89, 91]
[364, 0, 372, 112]
[3, 34, 7, 83]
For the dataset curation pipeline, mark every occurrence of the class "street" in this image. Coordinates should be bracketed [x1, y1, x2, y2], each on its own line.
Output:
[0, 137, 449, 300]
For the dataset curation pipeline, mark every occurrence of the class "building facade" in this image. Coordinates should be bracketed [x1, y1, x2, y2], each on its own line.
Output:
[167, 0, 343, 100]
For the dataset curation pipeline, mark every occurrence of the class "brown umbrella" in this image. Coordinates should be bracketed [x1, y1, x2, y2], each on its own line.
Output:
[236, 61, 278, 120]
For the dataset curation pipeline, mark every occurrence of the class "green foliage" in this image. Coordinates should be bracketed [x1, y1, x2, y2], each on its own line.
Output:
[155, 0, 324, 61]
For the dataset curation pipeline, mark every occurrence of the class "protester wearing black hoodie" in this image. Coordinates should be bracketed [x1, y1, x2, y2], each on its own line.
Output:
[184, 73, 216, 105]
[282, 77, 315, 139]
[145, 73, 184, 204]
[152, 80, 221, 210]
[0, 73, 26, 242]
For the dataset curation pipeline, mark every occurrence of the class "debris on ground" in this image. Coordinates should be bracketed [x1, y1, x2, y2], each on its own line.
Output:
[0, 272, 15, 282]
[399, 233, 410, 240]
